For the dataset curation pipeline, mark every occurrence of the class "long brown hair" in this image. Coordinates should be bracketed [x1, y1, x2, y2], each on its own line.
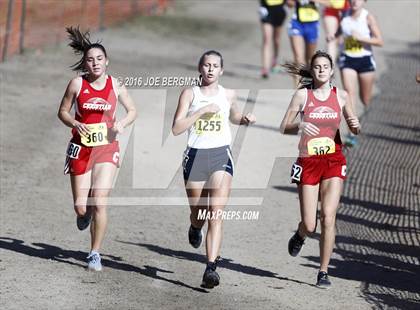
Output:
[283, 50, 333, 88]
[66, 26, 107, 72]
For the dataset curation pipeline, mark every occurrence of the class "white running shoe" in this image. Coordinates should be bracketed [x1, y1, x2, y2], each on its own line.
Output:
[87, 252, 102, 271]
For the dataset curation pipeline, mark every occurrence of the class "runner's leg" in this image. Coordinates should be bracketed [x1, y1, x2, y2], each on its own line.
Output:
[319, 177, 343, 272]
[207, 171, 232, 262]
[90, 162, 117, 252]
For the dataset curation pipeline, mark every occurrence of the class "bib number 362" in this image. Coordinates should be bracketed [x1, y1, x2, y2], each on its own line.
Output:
[81, 122, 109, 147]
[307, 137, 335, 156]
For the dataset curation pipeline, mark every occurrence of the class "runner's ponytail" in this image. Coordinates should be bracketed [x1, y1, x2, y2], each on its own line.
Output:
[282, 62, 313, 88]
[66, 26, 107, 72]
[283, 50, 334, 88]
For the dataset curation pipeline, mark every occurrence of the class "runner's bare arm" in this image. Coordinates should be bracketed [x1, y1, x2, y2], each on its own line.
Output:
[280, 89, 305, 135]
[58, 78, 79, 127]
[113, 82, 137, 133]
[227, 89, 256, 125]
[172, 88, 220, 136]
[339, 89, 361, 135]
[57, 77, 90, 136]
[353, 14, 383, 47]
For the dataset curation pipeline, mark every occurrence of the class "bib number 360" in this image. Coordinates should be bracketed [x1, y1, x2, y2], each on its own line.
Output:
[81, 122, 109, 147]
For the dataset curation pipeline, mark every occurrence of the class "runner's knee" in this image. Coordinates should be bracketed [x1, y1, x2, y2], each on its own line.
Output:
[262, 37, 271, 48]
[320, 214, 335, 229]
[94, 205, 107, 214]
[208, 213, 223, 226]
[90, 189, 110, 206]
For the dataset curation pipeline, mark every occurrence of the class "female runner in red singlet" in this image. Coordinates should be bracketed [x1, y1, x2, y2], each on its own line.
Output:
[280, 51, 360, 288]
[58, 27, 137, 271]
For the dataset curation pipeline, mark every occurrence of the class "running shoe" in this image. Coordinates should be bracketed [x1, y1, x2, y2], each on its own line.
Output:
[261, 69, 269, 79]
[201, 262, 220, 289]
[344, 134, 358, 147]
[188, 224, 203, 248]
[76, 208, 92, 231]
[316, 271, 331, 289]
[87, 252, 102, 271]
[288, 231, 305, 257]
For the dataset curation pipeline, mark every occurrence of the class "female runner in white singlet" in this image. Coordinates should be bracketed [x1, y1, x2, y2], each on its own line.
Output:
[172, 50, 256, 289]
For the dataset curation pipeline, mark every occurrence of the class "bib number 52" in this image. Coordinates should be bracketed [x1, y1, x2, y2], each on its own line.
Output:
[291, 163, 303, 182]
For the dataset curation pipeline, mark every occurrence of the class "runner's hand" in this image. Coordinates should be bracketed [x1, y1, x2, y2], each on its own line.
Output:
[299, 122, 320, 136]
[242, 113, 256, 125]
[346, 116, 360, 129]
[73, 121, 90, 137]
[112, 121, 124, 134]
[351, 30, 363, 41]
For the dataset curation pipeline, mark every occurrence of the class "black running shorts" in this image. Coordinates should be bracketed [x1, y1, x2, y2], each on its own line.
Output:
[183, 146, 234, 182]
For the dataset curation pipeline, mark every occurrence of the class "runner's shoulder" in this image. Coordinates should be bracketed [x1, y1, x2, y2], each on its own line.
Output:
[290, 88, 307, 110]
[181, 87, 194, 96]
[110, 75, 126, 97]
[294, 88, 307, 100]
[336, 88, 348, 107]
[366, 11, 379, 26]
[336, 87, 348, 100]
[224, 88, 236, 101]
[179, 87, 194, 103]
[68, 76, 83, 94]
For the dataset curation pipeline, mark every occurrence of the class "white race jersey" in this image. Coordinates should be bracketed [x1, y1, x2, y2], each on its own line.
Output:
[187, 85, 232, 149]
[341, 8, 373, 57]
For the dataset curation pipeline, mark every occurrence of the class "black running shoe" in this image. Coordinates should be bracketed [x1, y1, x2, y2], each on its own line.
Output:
[76, 208, 92, 231]
[201, 262, 220, 289]
[188, 225, 203, 248]
[316, 271, 331, 289]
[261, 69, 269, 79]
[288, 231, 305, 257]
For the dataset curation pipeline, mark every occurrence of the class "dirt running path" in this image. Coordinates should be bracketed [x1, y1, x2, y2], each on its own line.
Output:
[1, 1, 419, 309]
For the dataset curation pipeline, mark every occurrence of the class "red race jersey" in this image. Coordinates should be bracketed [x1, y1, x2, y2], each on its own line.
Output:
[298, 86, 342, 157]
[72, 75, 118, 143]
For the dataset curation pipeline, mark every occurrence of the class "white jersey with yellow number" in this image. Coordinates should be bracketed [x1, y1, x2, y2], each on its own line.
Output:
[187, 85, 232, 149]
[341, 8, 372, 57]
